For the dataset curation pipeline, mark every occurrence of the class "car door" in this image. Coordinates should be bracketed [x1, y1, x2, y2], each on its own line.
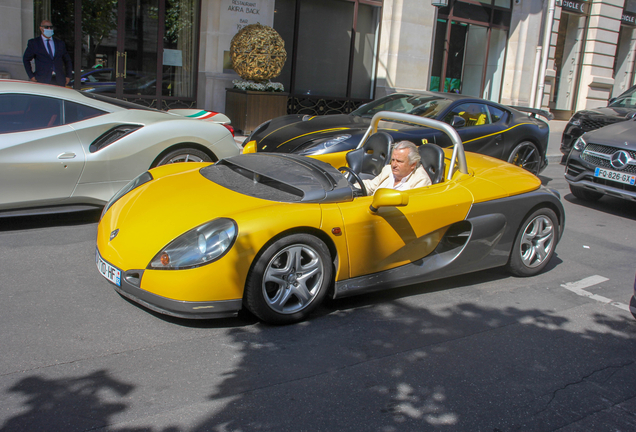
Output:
[439, 102, 506, 159]
[337, 181, 474, 278]
[0, 94, 86, 210]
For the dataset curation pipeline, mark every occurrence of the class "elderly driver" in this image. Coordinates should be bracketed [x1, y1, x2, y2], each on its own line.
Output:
[362, 141, 432, 195]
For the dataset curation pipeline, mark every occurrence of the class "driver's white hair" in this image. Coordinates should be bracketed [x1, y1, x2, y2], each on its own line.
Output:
[393, 141, 421, 165]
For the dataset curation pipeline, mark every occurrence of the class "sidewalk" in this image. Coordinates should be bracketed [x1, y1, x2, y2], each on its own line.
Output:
[234, 120, 570, 162]
[547, 120, 567, 163]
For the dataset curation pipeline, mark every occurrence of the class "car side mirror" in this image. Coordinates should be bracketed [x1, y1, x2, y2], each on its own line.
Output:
[369, 189, 409, 213]
[451, 115, 466, 128]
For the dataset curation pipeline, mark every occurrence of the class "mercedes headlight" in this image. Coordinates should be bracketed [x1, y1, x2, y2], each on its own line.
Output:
[573, 135, 586, 151]
[149, 218, 237, 270]
[297, 134, 352, 155]
[101, 171, 153, 220]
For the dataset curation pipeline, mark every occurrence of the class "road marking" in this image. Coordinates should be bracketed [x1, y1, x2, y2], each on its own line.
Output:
[560, 275, 630, 312]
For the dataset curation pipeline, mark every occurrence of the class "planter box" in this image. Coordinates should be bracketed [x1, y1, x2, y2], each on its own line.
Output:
[225, 88, 288, 135]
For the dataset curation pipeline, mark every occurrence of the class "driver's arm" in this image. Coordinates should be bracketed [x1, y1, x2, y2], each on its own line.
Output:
[362, 166, 391, 195]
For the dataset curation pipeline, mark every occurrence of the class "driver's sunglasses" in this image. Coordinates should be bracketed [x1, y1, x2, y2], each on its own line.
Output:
[41, 25, 53, 29]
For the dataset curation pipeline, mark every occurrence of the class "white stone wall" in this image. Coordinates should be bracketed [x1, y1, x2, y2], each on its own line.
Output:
[198, 0, 275, 113]
[501, 0, 547, 106]
[576, 0, 622, 110]
[376, 0, 437, 97]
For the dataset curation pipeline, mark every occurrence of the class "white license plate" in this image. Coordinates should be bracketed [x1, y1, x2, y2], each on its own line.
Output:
[594, 167, 636, 186]
[96, 249, 121, 287]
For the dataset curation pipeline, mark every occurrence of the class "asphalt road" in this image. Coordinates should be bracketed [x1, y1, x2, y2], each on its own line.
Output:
[0, 160, 635, 431]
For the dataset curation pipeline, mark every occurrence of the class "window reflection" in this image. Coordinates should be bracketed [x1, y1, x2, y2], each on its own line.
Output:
[162, 0, 199, 98]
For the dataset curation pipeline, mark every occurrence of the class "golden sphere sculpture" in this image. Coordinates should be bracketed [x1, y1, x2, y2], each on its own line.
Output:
[230, 23, 287, 82]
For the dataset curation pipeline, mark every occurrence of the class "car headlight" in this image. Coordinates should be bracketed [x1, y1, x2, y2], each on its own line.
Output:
[297, 134, 352, 155]
[100, 171, 153, 220]
[149, 218, 237, 270]
[570, 119, 582, 126]
[573, 135, 586, 151]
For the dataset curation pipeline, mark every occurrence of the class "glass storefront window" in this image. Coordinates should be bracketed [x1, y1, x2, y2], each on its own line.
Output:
[273, 0, 296, 93]
[351, 4, 380, 99]
[294, 0, 354, 97]
[612, 26, 636, 98]
[430, 1, 510, 102]
[483, 27, 506, 101]
[36, 0, 199, 108]
[162, 0, 199, 98]
[273, 0, 381, 103]
[553, 12, 586, 111]
[462, 24, 488, 98]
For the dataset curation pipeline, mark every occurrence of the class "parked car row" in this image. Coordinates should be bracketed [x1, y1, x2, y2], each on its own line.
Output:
[242, 92, 553, 175]
[3, 80, 631, 324]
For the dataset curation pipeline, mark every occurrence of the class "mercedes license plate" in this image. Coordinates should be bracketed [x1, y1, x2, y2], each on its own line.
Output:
[96, 249, 121, 287]
[594, 167, 636, 186]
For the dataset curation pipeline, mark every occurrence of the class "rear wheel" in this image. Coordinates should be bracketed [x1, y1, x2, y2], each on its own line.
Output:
[508, 141, 541, 175]
[155, 148, 212, 166]
[245, 234, 332, 324]
[569, 185, 603, 202]
[507, 208, 558, 277]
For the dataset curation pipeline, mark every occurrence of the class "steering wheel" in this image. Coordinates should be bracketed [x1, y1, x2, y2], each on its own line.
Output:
[338, 166, 367, 197]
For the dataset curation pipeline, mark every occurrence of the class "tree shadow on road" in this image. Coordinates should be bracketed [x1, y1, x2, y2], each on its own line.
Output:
[1, 370, 136, 432]
[2, 283, 634, 431]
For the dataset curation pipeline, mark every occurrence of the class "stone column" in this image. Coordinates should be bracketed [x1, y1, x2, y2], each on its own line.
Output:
[575, 0, 623, 110]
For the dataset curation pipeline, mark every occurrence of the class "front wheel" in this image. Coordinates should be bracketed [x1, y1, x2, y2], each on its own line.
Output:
[507, 208, 558, 277]
[154, 148, 212, 166]
[245, 234, 332, 324]
[508, 141, 541, 175]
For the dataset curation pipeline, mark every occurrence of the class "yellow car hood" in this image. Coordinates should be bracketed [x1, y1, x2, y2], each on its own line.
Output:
[97, 163, 323, 269]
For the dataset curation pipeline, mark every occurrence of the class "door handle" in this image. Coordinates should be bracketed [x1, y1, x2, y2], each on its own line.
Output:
[58, 152, 76, 159]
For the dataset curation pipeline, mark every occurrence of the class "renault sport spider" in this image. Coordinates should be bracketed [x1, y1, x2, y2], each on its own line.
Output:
[96, 112, 565, 324]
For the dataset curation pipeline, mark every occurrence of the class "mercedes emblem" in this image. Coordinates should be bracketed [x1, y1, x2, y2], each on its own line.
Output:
[610, 150, 629, 170]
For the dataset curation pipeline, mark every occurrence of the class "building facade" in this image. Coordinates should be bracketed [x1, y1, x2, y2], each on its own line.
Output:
[1, 0, 634, 121]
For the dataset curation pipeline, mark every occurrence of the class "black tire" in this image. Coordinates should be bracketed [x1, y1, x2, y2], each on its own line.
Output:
[154, 148, 212, 166]
[507, 207, 558, 277]
[569, 185, 603, 202]
[245, 234, 332, 324]
[507, 141, 541, 175]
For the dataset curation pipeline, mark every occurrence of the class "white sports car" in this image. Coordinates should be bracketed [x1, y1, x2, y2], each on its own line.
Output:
[0, 80, 240, 217]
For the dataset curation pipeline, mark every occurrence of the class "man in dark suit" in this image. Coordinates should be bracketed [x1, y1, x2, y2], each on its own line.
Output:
[23, 20, 73, 86]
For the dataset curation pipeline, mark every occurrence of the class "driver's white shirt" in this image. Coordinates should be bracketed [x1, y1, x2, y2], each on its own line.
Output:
[362, 165, 432, 195]
[377, 169, 414, 191]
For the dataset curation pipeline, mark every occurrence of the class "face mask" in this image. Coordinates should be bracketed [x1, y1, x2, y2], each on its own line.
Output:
[43, 29, 54, 38]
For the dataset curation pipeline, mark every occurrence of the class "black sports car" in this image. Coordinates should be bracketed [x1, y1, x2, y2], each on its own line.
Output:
[560, 85, 636, 158]
[564, 119, 636, 203]
[243, 92, 553, 174]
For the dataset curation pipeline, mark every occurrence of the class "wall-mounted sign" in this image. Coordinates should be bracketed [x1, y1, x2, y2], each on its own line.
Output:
[622, 12, 636, 26]
[163, 49, 183, 67]
[558, 0, 588, 15]
[220, 0, 275, 71]
[221, 0, 274, 35]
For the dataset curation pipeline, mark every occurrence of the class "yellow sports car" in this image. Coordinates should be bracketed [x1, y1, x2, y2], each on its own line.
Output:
[96, 113, 565, 324]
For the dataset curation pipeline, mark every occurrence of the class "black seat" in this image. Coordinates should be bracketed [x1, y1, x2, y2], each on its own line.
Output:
[418, 144, 445, 184]
[345, 132, 393, 180]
